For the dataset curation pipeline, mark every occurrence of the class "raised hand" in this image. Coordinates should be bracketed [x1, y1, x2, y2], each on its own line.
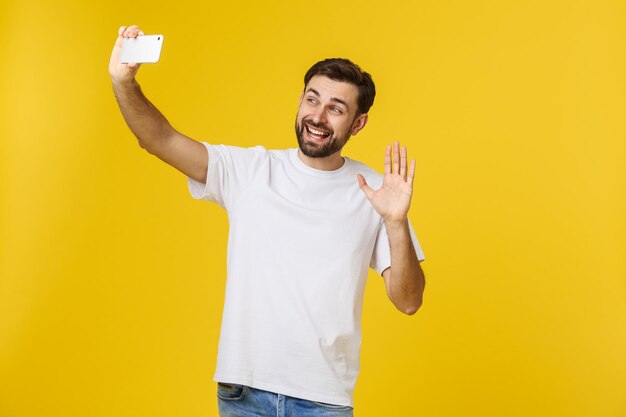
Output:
[109, 25, 144, 84]
[357, 141, 416, 223]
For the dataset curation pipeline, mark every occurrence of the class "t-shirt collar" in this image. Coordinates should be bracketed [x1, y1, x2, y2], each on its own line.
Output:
[289, 148, 351, 178]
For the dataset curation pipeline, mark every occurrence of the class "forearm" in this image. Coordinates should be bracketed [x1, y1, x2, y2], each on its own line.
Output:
[385, 219, 425, 315]
[112, 79, 175, 154]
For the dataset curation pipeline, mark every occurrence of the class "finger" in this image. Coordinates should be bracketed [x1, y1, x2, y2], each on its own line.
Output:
[400, 145, 407, 179]
[393, 141, 399, 174]
[122, 26, 135, 37]
[407, 159, 416, 187]
[138, 31, 145, 36]
[357, 174, 375, 200]
[115, 26, 127, 48]
[384, 144, 391, 174]
[123, 25, 140, 37]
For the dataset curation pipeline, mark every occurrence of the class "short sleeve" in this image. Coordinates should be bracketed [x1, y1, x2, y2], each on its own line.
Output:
[187, 143, 268, 210]
[370, 219, 425, 275]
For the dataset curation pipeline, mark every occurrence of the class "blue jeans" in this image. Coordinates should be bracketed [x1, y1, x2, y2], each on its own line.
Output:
[217, 383, 354, 417]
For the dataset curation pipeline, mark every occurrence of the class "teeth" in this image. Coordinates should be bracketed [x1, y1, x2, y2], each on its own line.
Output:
[308, 126, 328, 136]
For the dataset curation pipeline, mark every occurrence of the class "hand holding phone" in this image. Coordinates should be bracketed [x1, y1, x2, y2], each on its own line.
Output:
[120, 34, 164, 64]
[109, 25, 164, 85]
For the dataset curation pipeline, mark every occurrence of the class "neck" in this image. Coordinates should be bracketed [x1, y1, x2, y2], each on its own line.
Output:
[297, 149, 345, 171]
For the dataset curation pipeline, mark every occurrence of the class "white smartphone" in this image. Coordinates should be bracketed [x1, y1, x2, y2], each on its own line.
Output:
[120, 35, 164, 64]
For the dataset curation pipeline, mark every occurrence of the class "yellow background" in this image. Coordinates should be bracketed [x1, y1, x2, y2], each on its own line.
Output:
[1, 0, 625, 416]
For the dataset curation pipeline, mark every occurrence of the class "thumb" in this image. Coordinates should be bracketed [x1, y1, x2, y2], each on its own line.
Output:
[126, 62, 142, 75]
[356, 174, 375, 200]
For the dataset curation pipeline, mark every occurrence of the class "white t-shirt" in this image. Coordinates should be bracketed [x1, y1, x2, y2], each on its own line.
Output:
[188, 143, 425, 407]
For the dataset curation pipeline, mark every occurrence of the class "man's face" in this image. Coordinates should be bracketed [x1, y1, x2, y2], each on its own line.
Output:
[295, 75, 367, 158]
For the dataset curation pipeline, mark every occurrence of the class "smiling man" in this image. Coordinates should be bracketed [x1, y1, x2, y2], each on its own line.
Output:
[296, 73, 367, 163]
[110, 25, 426, 417]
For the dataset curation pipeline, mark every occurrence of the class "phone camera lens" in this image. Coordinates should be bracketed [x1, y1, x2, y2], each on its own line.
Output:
[158, 37, 161, 40]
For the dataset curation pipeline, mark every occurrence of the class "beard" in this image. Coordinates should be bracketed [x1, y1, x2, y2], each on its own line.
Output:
[295, 117, 350, 158]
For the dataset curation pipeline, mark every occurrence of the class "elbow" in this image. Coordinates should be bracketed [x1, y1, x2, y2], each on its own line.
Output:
[398, 296, 423, 316]
[403, 270, 426, 315]
[139, 137, 168, 158]
[138, 127, 174, 155]
[138, 138, 150, 152]
[389, 268, 425, 316]
[135, 134, 154, 153]
[402, 301, 422, 316]
[401, 282, 425, 316]
[138, 136, 160, 155]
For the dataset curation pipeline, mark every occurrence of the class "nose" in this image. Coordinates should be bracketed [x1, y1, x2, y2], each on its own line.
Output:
[311, 105, 327, 125]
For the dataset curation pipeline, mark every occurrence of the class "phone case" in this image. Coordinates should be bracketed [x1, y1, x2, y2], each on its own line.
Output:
[120, 35, 164, 64]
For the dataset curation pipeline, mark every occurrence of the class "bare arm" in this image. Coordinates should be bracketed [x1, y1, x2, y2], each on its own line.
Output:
[381, 221, 425, 315]
[357, 141, 425, 315]
[109, 25, 208, 183]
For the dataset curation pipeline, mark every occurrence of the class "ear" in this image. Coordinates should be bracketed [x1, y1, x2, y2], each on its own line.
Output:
[350, 113, 368, 136]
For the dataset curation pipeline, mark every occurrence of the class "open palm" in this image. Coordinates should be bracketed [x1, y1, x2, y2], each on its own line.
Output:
[357, 141, 416, 223]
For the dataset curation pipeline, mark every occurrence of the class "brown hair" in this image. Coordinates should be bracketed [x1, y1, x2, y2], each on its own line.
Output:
[304, 58, 376, 115]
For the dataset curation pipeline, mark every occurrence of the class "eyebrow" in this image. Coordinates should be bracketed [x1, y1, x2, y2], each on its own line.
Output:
[306, 88, 349, 109]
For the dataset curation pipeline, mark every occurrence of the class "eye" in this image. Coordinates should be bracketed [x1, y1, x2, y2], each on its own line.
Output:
[307, 97, 318, 105]
[331, 107, 343, 114]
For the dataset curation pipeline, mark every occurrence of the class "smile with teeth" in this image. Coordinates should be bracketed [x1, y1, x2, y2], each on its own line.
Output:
[305, 124, 331, 141]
